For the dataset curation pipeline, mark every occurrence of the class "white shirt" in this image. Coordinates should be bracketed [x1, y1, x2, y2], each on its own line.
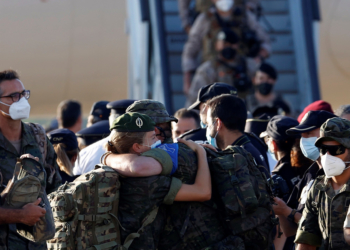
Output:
[73, 136, 110, 175]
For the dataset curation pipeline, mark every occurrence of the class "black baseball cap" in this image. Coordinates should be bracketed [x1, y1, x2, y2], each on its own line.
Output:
[89, 101, 110, 120]
[188, 82, 238, 110]
[260, 115, 299, 141]
[107, 99, 137, 115]
[286, 111, 337, 136]
[76, 120, 110, 147]
[48, 128, 78, 151]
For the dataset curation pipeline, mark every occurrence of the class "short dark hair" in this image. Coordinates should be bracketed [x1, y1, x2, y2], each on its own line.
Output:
[0, 70, 20, 96]
[207, 94, 247, 132]
[57, 100, 82, 128]
[174, 108, 200, 127]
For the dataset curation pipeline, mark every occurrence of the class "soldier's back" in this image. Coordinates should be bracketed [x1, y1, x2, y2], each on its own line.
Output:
[158, 143, 228, 250]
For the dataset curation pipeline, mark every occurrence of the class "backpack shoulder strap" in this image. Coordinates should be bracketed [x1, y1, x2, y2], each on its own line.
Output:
[27, 122, 47, 162]
[122, 207, 159, 250]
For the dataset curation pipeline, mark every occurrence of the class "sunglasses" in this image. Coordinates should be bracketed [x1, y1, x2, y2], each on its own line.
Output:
[318, 145, 346, 156]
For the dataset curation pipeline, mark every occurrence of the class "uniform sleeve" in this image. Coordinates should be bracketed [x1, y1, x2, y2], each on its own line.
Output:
[45, 137, 62, 193]
[182, 13, 211, 72]
[294, 182, 323, 247]
[141, 148, 173, 176]
[163, 177, 182, 205]
[246, 10, 271, 54]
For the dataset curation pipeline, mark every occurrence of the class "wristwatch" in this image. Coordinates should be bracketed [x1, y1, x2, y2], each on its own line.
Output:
[287, 209, 296, 223]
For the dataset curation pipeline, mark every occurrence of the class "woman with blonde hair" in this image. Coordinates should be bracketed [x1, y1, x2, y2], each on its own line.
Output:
[48, 128, 79, 183]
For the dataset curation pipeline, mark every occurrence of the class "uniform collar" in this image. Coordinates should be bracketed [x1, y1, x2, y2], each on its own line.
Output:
[0, 122, 37, 154]
[315, 175, 350, 195]
[232, 134, 250, 147]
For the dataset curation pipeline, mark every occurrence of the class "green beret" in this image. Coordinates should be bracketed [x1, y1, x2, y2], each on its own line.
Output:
[315, 117, 350, 148]
[110, 112, 156, 132]
[126, 99, 178, 124]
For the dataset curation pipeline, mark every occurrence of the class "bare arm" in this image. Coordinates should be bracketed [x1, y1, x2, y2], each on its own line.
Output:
[0, 198, 46, 226]
[106, 154, 162, 177]
[296, 244, 316, 250]
[174, 139, 211, 202]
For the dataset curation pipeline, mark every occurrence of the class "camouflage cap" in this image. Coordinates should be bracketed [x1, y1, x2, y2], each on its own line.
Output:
[110, 112, 155, 132]
[126, 99, 178, 124]
[315, 117, 350, 148]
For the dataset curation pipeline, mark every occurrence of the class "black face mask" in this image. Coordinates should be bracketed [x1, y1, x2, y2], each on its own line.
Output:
[221, 47, 236, 60]
[257, 82, 274, 95]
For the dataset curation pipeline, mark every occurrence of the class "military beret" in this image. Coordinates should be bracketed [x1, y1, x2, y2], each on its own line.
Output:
[315, 117, 350, 148]
[126, 100, 178, 124]
[188, 82, 238, 110]
[110, 112, 156, 132]
[89, 101, 110, 121]
[48, 128, 78, 151]
[259, 63, 278, 80]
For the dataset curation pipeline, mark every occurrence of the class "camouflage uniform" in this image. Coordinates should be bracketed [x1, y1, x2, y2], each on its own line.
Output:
[295, 117, 350, 249]
[182, 6, 270, 73]
[127, 100, 231, 250]
[295, 175, 350, 249]
[118, 149, 182, 250]
[186, 57, 258, 106]
[178, 0, 262, 29]
[109, 112, 183, 249]
[0, 122, 62, 250]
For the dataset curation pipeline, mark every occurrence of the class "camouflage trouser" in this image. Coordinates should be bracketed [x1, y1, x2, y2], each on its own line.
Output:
[203, 235, 245, 250]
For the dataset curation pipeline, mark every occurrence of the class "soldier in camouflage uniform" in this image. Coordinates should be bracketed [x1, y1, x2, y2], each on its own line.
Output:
[186, 28, 257, 106]
[295, 117, 350, 249]
[105, 112, 218, 250]
[182, 0, 270, 94]
[0, 70, 62, 250]
[106, 100, 240, 249]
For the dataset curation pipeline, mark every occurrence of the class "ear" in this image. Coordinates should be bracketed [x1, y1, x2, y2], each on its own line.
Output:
[216, 118, 222, 131]
[132, 143, 143, 154]
[71, 154, 78, 165]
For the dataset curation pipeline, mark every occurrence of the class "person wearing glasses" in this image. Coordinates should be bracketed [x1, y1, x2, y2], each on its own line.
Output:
[0, 70, 62, 249]
[295, 117, 350, 249]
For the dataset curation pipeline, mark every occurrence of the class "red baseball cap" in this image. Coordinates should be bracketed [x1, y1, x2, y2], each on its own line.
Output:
[297, 100, 334, 122]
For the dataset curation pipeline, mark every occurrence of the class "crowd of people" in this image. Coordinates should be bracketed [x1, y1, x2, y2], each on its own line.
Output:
[1, 67, 350, 250]
[1, 1, 350, 250]
[179, 0, 290, 119]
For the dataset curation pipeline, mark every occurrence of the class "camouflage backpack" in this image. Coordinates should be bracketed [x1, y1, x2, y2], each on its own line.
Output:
[47, 165, 159, 250]
[1, 158, 55, 242]
[205, 145, 276, 250]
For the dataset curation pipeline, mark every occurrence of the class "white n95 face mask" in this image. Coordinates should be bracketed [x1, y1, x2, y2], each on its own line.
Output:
[0, 97, 31, 120]
[321, 153, 350, 178]
[216, 0, 234, 12]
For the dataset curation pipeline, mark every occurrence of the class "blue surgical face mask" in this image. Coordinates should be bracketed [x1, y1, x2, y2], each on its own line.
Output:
[206, 120, 219, 148]
[143, 139, 161, 149]
[200, 121, 207, 129]
[300, 137, 320, 161]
